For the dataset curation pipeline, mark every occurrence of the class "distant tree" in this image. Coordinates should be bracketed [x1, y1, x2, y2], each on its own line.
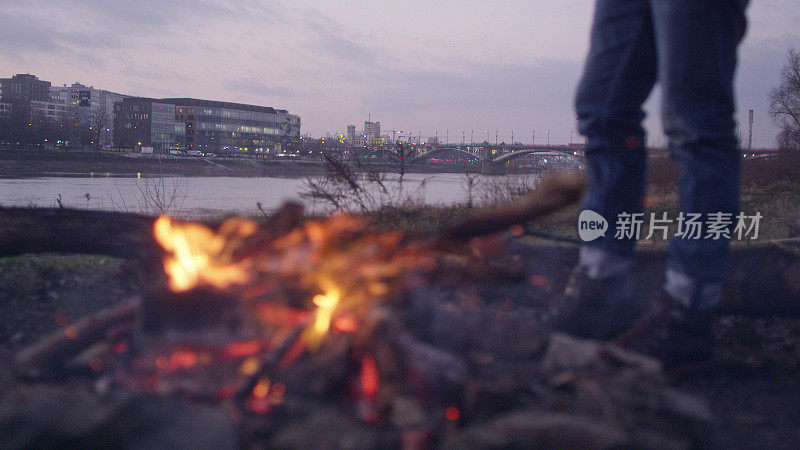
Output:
[0, 117, 8, 146]
[27, 109, 47, 149]
[56, 112, 78, 149]
[7, 101, 32, 148]
[769, 49, 800, 151]
[90, 109, 110, 150]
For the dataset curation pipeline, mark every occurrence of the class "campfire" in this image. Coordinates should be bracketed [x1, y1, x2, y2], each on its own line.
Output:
[7, 173, 737, 448]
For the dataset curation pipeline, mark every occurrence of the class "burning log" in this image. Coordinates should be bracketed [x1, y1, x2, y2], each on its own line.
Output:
[234, 322, 308, 404]
[356, 308, 470, 427]
[127, 173, 587, 345]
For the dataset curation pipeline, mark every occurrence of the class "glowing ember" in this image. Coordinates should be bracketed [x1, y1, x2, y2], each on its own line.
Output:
[253, 378, 270, 398]
[169, 349, 199, 370]
[225, 340, 262, 358]
[239, 357, 260, 376]
[360, 356, 379, 400]
[333, 314, 359, 333]
[64, 326, 78, 340]
[445, 406, 461, 421]
[112, 342, 129, 354]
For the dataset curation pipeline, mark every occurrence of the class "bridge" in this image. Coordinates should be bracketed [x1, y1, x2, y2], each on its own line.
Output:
[371, 143, 777, 174]
[408, 144, 584, 174]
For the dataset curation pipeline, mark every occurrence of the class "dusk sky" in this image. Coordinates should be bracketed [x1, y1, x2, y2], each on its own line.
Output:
[2, 0, 799, 146]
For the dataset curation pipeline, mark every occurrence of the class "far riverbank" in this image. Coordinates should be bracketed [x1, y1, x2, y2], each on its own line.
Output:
[0, 150, 482, 178]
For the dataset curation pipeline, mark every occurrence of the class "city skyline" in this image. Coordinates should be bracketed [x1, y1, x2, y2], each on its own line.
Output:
[2, 1, 799, 146]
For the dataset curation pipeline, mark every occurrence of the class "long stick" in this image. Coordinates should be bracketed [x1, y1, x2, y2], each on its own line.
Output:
[14, 299, 141, 379]
[441, 172, 585, 240]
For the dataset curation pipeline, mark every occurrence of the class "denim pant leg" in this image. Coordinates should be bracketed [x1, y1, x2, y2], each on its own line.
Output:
[650, 0, 748, 284]
[575, 0, 657, 257]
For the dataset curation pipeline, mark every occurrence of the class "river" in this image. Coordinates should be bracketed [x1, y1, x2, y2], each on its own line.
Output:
[0, 173, 541, 218]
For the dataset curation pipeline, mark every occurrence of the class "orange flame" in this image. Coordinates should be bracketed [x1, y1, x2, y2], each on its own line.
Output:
[307, 288, 340, 347]
[152, 212, 436, 345]
[153, 216, 257, 292]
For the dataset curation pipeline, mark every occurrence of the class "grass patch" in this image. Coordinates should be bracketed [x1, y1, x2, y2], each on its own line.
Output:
[0, 254, 137, 348]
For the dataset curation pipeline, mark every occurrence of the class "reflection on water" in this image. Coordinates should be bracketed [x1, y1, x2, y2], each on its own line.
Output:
[0, 173, 542, 218]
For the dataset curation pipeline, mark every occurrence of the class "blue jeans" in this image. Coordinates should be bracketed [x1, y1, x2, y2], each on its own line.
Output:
[576, 0, 748, 283]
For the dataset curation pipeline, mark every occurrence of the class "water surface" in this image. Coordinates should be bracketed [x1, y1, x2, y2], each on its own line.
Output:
[0, 173, 541, 218]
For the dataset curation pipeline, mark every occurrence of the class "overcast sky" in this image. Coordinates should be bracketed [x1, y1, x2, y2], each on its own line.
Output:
[1, 0, 799, 146]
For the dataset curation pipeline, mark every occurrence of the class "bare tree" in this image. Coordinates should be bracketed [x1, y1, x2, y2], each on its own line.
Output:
[90, 109, 110, 151]
[769, 49, 800, 151]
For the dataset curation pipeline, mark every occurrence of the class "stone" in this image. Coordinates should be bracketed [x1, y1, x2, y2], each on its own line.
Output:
[269, 406, 396, 450]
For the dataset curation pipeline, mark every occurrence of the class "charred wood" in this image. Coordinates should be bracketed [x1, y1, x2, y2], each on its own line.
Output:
[0, 208, 159, 259]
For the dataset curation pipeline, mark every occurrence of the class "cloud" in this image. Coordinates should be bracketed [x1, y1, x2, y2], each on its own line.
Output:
[0, 0, 267, 56]
[365, 58, 582, 114]
[0, 12, 120, 54]
[223, 78, 295, 99]
[48, 0, 239, 28]
[315, 34, 376, 65]
[2, 0, 798, 142]
[122, 64, 194, 83]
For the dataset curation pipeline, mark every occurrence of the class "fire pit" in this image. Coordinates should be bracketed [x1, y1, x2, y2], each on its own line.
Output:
[4, 172, 780, 448]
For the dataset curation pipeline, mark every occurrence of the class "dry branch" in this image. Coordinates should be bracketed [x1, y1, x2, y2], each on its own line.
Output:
[14, 299, 140, 379]
[442, 172, 586, 240]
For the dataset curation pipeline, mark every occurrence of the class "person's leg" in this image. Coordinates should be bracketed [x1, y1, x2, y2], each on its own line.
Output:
[575, 0, 657, 277]
[650, 0, 748, 310]
[553, 0, 657, 339]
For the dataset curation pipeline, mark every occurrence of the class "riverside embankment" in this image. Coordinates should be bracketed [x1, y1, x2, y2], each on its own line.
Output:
[0, 150, 483, 178]
[0, 150, 328, 178]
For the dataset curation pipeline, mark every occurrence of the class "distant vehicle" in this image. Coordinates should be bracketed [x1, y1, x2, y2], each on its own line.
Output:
[186, 150, 202, 156]
[203, 153, 217, 157]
